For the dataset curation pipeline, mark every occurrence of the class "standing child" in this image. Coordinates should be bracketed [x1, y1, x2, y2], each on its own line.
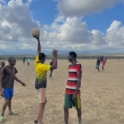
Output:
[0, 57, 26, 123]
[27, 58, 31, 66]
[64, 51, 82, 124]
[23, 57, 26, 64]
[102, 57, 107, 71]
[33, 35, 58, 124]
[96, 57, 100, 72]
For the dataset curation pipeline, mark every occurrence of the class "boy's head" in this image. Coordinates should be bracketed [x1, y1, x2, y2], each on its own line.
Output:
[1, 61, 5, 67]
[68, 51, 77, 62]
[39, 53, 46, 63]
[8, 57, 16, 66]
[97, 57, 100, 60]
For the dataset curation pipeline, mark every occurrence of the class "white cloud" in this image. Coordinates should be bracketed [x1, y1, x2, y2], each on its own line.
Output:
[57, 0, 124, 17]
[92, 30, 106, 45]
[0, 43, 7, 49]
[0, 0, 124, 54]
[106, 20, 124, 48]
[40, 17, 93, 44]
[39, 19, 124, 52]
[0, 0, 39, 42]
[27, 0, 32, 4]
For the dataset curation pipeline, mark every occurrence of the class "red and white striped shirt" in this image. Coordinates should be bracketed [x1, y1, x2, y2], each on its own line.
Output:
[65, 63, 82, 95]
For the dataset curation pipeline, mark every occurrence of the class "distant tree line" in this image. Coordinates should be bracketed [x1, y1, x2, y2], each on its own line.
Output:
[0, 54, 124, 60]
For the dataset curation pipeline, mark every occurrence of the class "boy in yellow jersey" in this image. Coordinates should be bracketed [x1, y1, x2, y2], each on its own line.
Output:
[33, 35, 58, 124]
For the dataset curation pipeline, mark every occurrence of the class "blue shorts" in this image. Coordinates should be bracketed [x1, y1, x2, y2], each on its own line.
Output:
[96, 65, 99, 68]
[3, 88, 14, 100]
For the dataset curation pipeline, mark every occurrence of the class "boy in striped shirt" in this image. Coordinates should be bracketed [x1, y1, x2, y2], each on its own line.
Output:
[64, 51, 82, 124]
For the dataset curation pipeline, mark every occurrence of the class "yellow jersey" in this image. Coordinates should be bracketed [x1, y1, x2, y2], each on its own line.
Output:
[35, 55, 51, 89]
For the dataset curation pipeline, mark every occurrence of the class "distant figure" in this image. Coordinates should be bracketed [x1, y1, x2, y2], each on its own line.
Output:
[49, 59, 54, 79]
[100, 56, 104, 62]
[23, 57, 26, 64]
[96, 57, 100, 72]
[27, 58, 31, 66]
[0, 62, 5, 70]
[102, 57, 107, 71]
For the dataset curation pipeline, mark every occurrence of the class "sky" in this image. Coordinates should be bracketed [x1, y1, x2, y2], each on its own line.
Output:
[0, 0, 124, 55]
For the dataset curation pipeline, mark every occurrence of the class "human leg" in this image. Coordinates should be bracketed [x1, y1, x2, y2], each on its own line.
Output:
[64, 108, 69, 124]
[74, 95, 82, 124]
[64, 94, 73, 124]
[0, 88, 12, 123]
[36, 88, 46, 124]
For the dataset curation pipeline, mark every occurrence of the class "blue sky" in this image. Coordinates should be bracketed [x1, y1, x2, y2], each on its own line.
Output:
[0, 0, 124, 55]
[84, 4, 124, 32]
[30, 0, 58, 25]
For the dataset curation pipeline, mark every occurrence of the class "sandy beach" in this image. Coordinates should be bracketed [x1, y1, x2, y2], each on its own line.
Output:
[0, 59, 124, 124]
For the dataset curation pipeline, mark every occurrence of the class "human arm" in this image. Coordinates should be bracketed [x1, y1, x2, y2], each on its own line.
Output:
[73, 73, 82, 99]
[0, 73, 3, 96]
[14, 76, 26, 86]
[33, 35, 41, 54]
[0, 82, 3, 97]
[51, 49, 58, 69]
[73, 65, 82, 99]
[0, 69, 4, 96]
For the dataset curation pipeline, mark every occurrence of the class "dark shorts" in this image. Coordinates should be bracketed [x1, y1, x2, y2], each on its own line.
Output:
[3, 88, 14, 100]
[64, 94, 81, 109]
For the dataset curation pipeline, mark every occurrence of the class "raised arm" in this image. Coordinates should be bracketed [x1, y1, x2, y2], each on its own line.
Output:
[51, 49, 58, 69]
[33, 35, 41, 54]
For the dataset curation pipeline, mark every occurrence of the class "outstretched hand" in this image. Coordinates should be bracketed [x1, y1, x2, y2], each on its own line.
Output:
[0, 91, 4, 97]
[21, 82, 26, 87]
[52, 49, 58, 57]
[72, 93, 77, 100]
[33, 35, 39, 40]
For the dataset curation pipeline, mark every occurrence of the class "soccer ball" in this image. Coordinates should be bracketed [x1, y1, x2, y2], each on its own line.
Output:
[32, 28, 40, 37]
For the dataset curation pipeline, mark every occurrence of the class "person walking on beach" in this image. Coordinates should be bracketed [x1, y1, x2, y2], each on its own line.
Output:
[49, 59, 54, 79]
[23, 57, 26, 64]
[64, 51, 82, 124]
[27, 58, 31, 66]
[96, 57, 100, 72]
[0, 57, 26, 123]
[33, 35, 58, 124]
[102, 57, 107, 71]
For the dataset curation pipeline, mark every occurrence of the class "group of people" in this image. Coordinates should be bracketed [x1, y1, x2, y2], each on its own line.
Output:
[96, 56, 107, 72]
[23, 57, 31, 66]
[0, 35, 82, 124]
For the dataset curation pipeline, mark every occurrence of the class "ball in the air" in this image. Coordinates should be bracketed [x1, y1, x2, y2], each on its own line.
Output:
[32, 28, 40, 37]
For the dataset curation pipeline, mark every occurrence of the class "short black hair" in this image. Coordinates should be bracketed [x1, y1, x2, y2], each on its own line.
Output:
[8, 57, 15, 62]
[69, 51, 77, 58]
[39, 53, 46, 60]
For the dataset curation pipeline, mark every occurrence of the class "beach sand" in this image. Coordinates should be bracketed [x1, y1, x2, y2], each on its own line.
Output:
[0, 59, 124, 124]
